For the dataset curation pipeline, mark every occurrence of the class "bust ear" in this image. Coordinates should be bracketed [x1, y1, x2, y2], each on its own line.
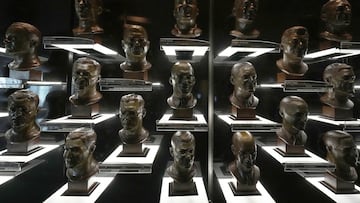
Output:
[279, 43, 284, 51]
[142, 108, 146, 118]
[230, 75, 235, 85]
[230, 144, 236, 155]
[169, 77, 173, 85]
[169, 147, 174, 158]
[90, 144, 96, 153]
[121, 40, 125, 49]
[279, 110, 284, 118]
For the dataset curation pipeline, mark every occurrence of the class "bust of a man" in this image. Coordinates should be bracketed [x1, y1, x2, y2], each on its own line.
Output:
[73, 0, 103, 35]
[277, 96, 308, 146]
[230, 0, 259, 39]
[320, 0, 352, 42]
[5, 89, 40, 143]
[167, 131, 196, 184]
[118, 94, 149, 144]
[229, 62, 258, 109]
[167, 61, 197, 109]
[321, 63, 355, 110]
[172, 0, 201, 38]
[64, 127, 99, 182]
[4, 22, 41, 71]
[323, 130, 358, 182]
[69, 57, 102, 106]
[120, 24, 151, 71]
[276, 26, 309, 76]
[228, 131, 260, 192]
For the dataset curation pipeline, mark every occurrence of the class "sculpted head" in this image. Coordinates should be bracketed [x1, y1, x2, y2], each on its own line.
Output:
[75, 0, 102, 20]
[230, 62, 257, 93]
[122, 24, 150, 64]
[64, 128, 98, 180]
[323, 63, 355, 96]
[8, 89, 39, 133]
[233, 0, 258, 22]
[173, 0, 199, 33]
[281, 26, 309, 60]
[170, 131, 195, 172]
[119, 94, 145, 131]
[279, 96, 308, 132]
[321, 0, 351, 28]
[170, 61, 195, 96]
[231, 131, 257, 173]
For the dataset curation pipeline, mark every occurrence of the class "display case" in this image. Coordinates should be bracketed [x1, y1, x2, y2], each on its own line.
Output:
[0, 0, 359, 203]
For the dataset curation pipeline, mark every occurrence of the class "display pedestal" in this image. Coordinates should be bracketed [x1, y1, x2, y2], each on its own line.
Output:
[321, 172, 358, 194]
[43, 176, 114, 203]
[122, 70, 149, 81]
[213, 163, 275, 203]
[100, 135, 162, 174]
[40, 114, 115, 133]
[275, 137, 306, 156]
[9, 68, 43, 81]
[276, 72, 303, 83]
[306, 177, 360, 203]
[6, 136, 40, 154]
[308, 115, 360, 132]
[217, 114, 280, 133]
[160, 162, 208, 203]
[321, 105, 353, 121]
[70, 104, 100, 119]
[99, 78, 153, 92]
[262, 146, 334, 172]
[231, 106, 256, 120]
[0, 144, 58, 175]
[156, 113, 208, 132]
[170, 108, 196, 121]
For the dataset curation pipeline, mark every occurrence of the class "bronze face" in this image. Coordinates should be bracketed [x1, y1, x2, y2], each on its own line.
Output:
[122, 25, 150, 65]
[231, 131, 257, 173]
[75, 0, 102, 20]
[174, 0, 199, 32]
[322, 0, 351, 28]
[279, 96, 308, 131]
[324, 63, 355, 96]
[170, 131, 195, 171]
[119, 94, 145, 131]
[170, 61, 195, 96]
[64, 128, 98, 181]
[8, 89, 39, 133]
[231, 62, 257, 93]
[70, 57, 102, 105]
[233, 0, 258, 22]
[281, 26, 308, 60]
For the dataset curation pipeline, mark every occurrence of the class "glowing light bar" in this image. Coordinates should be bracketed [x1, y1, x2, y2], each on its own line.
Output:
[162, 46, 209, 56]
[217, 47, 275, 58]
[51, 43, 118, 56]
[93, 44, 118, 55]
[0, 112, 8, 117]
[304, 47, 360, 60]
[26, 81, 66, 86]
[0, 47, 6, 53]
[152, 82, 162, 87]
[258, 83, 283, 88]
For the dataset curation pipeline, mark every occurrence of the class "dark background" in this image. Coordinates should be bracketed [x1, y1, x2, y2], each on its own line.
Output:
[0, 0, 359, 202]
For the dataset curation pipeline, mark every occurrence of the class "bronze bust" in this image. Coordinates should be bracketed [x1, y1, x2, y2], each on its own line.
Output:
[277, 96, 308, 146]
[5, 89, 40, 143]
[321, 63, 355, 110]
[172, 0, 201, 38]
[228, 131, 260, 192]
[230, 0, 259, 39]
[64, 127, 99, 182]
[167, 61, 197, 109]
[167, 131, 196, 189]
[276, 26, 309, 76]
[69, 57, 102, 106]
[229, 62, 258, 109]
[323, 130, 358, 182]
[320, 0, 352, 42]
[118, 94, 149, 145]
[73, 0, 104, 35]
[4, 22, 41, 71]
[120, 24, 151, 72]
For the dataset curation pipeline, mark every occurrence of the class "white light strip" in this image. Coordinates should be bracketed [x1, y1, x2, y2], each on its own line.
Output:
[355, 85, 360, 89]
[217, 47, 275, 57]
[0, 47, 6, 53]
[0, 112, 8, 117]
[26, 81, 65, 86]
[152, 82, 162, 86]
[52, 44, 90, 55]
[304, 48, 338, 59]
[93, 43, 118, 55]
[259, 83, 283, 88]
[162, 46, 209, 56]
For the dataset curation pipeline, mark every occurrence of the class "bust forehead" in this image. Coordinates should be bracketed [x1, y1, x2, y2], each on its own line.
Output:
[120, 94, 144, 110]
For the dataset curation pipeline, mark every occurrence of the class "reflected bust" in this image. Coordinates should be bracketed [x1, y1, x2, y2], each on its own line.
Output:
[167, 131, 196, 184]
[321, 63, 355, 110]
[119, 94, 149, 144]
[5, 89, 40, 143]
[69, 57, 102, 106]
[121, 24, 151, 71]
[228, 131, 260, 192]
[4, 22, 41, 71]
[172, 0, 201, 37]
[167, 61, 197, 109]
[73, 0, 104, 35]
[276, 26, 309, 76]
[64, 128, 99, 182]
[320, 0, 352, 42]
[230, 0, 259, 39]
[277, 96, 308, 146]
[323, 130, 358, 182]
[229, 62, 258, 109]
